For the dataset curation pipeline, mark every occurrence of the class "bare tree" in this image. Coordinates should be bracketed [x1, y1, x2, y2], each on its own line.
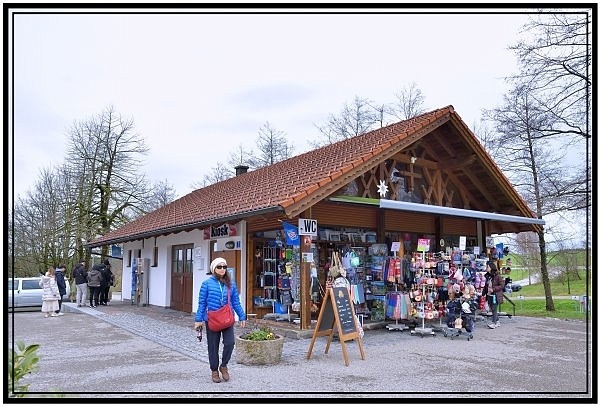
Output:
[12, 165, 72, 276]
[484, 81, 587, 311]
[310, 87, 426, 148]
[10, 106, 169, 276]
[311, 96, 378, 147]
[368, 102, 396, 128]
[141, 179, 177, 212]
[249, 121, 294, 168]
[196, 162, 234, 188]
[65, 105, 150, 259]
[470, 120, 499, 155]
[510, 12, 591, 141]
[482, 11, 592, 312]
[227, 143, 256, 170]
[509, 11, 592, 256]
[392, 82, 426, 120]
[513, 231, 541, 286]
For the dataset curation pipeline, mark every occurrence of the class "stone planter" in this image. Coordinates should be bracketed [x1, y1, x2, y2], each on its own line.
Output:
[235, 335, 284, 365]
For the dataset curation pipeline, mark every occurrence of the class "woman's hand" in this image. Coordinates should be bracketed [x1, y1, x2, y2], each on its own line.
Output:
[194, 322, 203, 330]
[239, 320, 246, 328]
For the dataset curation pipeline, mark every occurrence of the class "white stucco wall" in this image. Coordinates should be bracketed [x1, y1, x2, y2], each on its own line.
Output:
[120, 221, 247, 316]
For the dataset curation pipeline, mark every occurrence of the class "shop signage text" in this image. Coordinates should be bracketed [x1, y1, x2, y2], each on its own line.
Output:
[298, 218, 318, 236]
[204, 223, 238, 240]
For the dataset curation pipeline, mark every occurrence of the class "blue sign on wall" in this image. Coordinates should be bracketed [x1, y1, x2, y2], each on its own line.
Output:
[111, 245, 122, 258]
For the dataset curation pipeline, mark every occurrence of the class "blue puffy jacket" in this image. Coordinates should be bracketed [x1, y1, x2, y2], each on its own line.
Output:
[195, 276, 246, 323]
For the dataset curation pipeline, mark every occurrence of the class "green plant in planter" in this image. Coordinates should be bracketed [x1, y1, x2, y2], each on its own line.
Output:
[236, 326, 284, 365]
[239, 326, 277, 341]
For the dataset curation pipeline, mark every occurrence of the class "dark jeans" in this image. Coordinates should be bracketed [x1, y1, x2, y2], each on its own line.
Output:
[206, 325, 235, 371]
[99, 285, 111, 304]
[488, 295, 499, 323]
[89, 286, 101, 306]
[55, 297, 63, 314]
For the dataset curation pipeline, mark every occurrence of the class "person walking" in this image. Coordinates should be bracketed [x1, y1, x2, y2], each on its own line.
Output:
[194, 257, 246, 383]
[99, 259, 113, 305]
[486, 260, 505, 329]
[87, 263, 103, 308]
[72, 260, 88, 307]
[40, 267, 60, 318]
[54, 265, 67, 316]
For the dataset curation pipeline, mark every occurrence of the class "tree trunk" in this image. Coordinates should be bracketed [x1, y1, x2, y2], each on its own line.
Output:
[538, 231, 555, 311]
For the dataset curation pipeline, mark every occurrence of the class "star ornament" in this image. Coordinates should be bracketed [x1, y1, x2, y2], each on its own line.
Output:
[377, 179, 389, 198]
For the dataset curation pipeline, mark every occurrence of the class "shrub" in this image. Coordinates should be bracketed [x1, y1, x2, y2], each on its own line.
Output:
[8, 341, 40, 397]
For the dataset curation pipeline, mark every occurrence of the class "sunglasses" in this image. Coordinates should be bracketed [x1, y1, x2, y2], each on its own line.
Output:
[215, 265, 227, 269]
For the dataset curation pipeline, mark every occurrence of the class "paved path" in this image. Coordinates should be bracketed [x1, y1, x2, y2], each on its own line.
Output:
[7, 299, 594, 400]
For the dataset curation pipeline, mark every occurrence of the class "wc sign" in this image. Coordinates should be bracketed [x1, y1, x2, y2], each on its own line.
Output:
[298, 218, 318, 236]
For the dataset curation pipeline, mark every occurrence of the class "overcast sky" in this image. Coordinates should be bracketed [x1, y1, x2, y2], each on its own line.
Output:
[10, 7, 540, 201]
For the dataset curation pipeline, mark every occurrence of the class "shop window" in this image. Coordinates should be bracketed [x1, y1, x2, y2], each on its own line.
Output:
[172, 244, 194, 274]
[152, 247, 158, 267]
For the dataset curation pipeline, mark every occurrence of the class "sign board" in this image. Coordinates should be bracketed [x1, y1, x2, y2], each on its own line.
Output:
[203, 223, 238, 240]
[459, 236, 467, 251]
[306, 287, 365, 366]
[390, 241, 401, 253]
[417, 238, 430, 252]
[219, 237, 242, 251]
[298, 218, 318, 236]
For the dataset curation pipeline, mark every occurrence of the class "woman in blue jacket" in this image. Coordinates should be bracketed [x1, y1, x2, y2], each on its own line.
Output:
[195, 257, 246, 383]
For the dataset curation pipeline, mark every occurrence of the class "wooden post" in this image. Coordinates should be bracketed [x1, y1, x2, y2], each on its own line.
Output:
[300, 234, 312, 330]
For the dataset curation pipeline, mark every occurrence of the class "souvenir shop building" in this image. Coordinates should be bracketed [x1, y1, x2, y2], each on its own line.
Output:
[89, 105, 544, 330]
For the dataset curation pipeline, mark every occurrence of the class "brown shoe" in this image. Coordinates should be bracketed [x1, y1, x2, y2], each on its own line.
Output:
[211, 370, 221, 383]
[219, 366, 230, 382]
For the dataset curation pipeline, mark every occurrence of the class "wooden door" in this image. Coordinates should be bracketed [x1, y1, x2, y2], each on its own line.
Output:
[171, 244, 194, 312]
[210, 245, 241, 289]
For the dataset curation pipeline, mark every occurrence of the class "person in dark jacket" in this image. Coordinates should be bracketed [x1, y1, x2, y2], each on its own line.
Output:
[72, 260, 88, 307]
[87, 264, 103, 308]
[99, 259, 113, 306]
[194, 257, 246, 383]
[486, 261, 505, 329]
[54, 265, 67, 316]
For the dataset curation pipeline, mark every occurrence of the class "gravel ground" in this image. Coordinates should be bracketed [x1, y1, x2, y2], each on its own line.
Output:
[7, 300, 594, 401]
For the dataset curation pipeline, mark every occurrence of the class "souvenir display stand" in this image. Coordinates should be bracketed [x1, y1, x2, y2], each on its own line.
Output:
[385, 245, 409, 331]
[411, 247, 435, 337]
[385, 288, 409, 331]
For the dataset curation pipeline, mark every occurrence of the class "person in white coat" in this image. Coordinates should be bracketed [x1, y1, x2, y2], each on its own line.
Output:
[39, 267, 61, 318]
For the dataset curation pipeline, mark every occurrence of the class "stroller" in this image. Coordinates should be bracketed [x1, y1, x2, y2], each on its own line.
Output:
[443, 297, 477, 340]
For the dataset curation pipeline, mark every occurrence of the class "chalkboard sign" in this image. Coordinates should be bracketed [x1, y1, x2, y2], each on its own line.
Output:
[307, 287, 365, 366]
[317, 294, 335, 333]
[332, 287, 356, 335]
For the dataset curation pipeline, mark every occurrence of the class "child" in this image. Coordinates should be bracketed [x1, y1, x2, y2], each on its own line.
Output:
[40, 267, 61, 317]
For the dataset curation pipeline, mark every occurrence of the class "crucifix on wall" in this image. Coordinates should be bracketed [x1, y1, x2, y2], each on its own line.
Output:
[398, 160, 422, 193]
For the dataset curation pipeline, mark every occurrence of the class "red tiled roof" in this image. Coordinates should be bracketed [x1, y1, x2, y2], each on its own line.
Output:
[88, 105, 491, 247]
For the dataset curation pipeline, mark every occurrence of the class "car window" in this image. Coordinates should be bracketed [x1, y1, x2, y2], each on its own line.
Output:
[22, 279, 41, 290]
[9, 279, 16, 290]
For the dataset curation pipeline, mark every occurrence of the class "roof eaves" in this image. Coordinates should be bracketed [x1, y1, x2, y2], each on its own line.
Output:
[87, 205, 285, 248]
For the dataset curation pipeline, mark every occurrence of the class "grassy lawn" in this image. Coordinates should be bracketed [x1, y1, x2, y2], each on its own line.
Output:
[501, 273, 591, 320]
[502, 298, 590, 320]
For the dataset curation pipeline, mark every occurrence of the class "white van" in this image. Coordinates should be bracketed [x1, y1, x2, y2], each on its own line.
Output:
[8, 277, 43, 308]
